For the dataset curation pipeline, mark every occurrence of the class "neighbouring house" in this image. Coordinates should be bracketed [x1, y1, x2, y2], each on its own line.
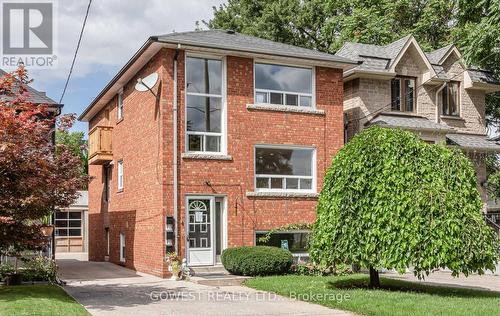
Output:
[336, 36, 500, 218]
[54, 191, 89, 261]
[78, 30, 357, 276]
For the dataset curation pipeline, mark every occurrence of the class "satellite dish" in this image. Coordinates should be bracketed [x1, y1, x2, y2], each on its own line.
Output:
[135, 72, 159, 92]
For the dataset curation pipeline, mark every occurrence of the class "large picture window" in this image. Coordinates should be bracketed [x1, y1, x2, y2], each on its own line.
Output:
[391, 77, 416, 112]
[255, 63, 313, 107]
[186, 56, 224, 153]
[256, 231, 310, 253]
[440, 81, 460, 116]
[55, 211, 82, 237]
[255, 146, 315, 192]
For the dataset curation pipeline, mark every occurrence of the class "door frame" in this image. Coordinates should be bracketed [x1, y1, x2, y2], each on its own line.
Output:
[185, 195, 227, 266]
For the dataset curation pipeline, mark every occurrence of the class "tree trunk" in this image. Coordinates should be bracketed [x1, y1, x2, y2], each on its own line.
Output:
[369, 266, 380, 288]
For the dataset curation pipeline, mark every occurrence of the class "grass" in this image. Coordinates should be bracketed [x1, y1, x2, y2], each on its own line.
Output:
[0, 285, 89, 316]
[245, 274, 500, 316]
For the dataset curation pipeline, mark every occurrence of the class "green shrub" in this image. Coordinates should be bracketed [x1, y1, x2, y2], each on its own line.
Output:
[22, 257, 57, 282]
[221, 246, 293, 276]
[0, 262, 15, 281]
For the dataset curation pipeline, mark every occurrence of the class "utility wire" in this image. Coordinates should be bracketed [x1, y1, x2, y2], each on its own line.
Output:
[348, 50, 498, 124]
[59, 0, 93, 104]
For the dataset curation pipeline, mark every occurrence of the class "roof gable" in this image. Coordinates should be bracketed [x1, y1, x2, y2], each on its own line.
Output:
[0, 69, 59, 105]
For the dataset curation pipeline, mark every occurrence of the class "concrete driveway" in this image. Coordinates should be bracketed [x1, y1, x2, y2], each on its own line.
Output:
[58, 260, 352, 316]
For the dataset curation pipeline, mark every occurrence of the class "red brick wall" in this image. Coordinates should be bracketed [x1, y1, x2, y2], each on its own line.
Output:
[88, 48, 344, 277]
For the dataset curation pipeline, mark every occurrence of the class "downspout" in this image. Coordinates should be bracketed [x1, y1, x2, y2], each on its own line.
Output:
[435, 82, 447, 123]
[173, 44, 180, 254]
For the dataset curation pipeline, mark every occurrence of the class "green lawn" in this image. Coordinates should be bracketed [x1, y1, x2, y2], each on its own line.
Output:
[245, 274, 500, 316]
[0, 285, 89, 316]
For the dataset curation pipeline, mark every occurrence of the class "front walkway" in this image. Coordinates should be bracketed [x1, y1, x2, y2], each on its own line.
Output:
[384, 271, 500, 292]
[58, 260, 352, 316]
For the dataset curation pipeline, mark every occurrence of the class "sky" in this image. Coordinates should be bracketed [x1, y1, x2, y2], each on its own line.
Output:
[26, 0, 226, 134]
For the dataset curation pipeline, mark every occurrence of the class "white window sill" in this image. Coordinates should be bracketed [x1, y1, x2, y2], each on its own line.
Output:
[246, 191, 319, 198]
[246, 104, 325, 115]
[440, 115, 464, 121]
[181, 153, 233, 161]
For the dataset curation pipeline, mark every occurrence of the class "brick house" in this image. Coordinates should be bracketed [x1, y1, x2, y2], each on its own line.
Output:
[336, 35, 500, 214]
[78, 30, 357, 276]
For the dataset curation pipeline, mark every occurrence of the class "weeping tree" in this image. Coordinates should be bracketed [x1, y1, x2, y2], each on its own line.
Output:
[310, 127, 499, 288]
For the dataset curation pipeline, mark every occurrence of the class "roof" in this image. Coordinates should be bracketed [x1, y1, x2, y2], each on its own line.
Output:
[425, 44, 454, 64]
[79, 29, 358, 121]
[335, 35, 413, 72]
[467, 69, 500, 85]
[0, 69, 60, 105]
[446, 133, 500, 152]
[61, 191, 88, 211]
[368, 114, 453, 132]
[154, 30, 357, 65]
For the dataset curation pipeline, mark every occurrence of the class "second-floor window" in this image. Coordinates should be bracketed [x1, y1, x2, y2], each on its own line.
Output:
[186, 56, 224, 153]
[255, 146, 315, 192]
[117, 91, 124, 120]
[440, 81, 460, 116]
[117, 160, 124, 191]
[255, 63, 313, 107]
[391, 77, 416, 112]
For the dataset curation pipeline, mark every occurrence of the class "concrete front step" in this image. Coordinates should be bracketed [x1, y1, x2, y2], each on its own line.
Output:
[190, 265, 229, 275]
[189, 265, 251, 286]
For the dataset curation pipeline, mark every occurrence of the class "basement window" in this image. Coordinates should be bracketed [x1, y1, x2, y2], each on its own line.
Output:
[254, 63, 313, 108]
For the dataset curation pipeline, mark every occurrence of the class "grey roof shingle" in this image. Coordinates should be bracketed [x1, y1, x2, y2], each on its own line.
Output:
[155, 30, 357, 65]
[447, 133, 500, 152]
[425, 44, 453, 64]
[368, 114, 453, 131]
[467, 69, 500, 85]
[335, 35, 413, 71]
[0, 69, 59, 105]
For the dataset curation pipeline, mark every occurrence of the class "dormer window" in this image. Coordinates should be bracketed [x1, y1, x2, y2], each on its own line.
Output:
[391, 77, 416, 113]
[254, 63, 313, 107]
[439, 81, 460, 117]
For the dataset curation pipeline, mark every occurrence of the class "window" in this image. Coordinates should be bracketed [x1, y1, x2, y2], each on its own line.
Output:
[186, 56, 224, 153]
[55, 211, 82, 237]
[117, 91, 123, 120]
[255, 146, 315, 192]
[440, 81, 460, 116]
[391, 77, 416, 112]
[117, 160, 123, 191]
[256, 231, 310, 253]
[119, 232, 125, 262]
[255, 63, 313, 107]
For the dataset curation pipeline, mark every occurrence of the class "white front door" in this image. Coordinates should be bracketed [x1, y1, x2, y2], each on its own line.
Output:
[186, 197, 214, 266]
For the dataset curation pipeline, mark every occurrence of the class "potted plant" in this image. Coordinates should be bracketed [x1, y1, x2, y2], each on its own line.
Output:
[165, 252, 181, 280]
[39, 215, 54, 237]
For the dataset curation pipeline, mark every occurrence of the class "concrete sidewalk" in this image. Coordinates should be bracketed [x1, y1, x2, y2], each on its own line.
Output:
[384, 271, 500, 292]
[58, 260, 353, 316]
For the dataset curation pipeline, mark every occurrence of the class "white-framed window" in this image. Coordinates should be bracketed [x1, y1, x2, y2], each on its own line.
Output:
[117, 160, 124, 191]
[55, 211, 82, 237]
[254, 145, 316, 192]
[119, 232, 125, 262]
[185, 55, 226, 153]
[254, 62, 314, 107]
[117, 90, 124, 120]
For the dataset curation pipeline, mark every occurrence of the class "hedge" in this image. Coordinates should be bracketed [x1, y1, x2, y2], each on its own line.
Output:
[221, 246, 293, 276]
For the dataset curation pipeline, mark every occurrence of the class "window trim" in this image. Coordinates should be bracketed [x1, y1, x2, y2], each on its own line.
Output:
[117, 89, 124, 121]
[391, 76, 417, 113]
[184, 53, 227, 155]
[119, 232, 125, 262]
[253, 60, 316, 109]
[54, 211, 82, 237]
[440, 81, 461, 117]
[253, 144, 316, 193]
[254, 230, 311, 254]
[117, 160, 124, 191]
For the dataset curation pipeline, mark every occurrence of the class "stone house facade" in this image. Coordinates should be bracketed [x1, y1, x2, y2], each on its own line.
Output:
[78, 30, 356, 277]
[336, 35, 500, 210]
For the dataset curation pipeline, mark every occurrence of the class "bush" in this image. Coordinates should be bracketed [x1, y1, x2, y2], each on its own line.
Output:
[21, 257, 57, 282]
[221, 246, 293, 276]
[0, 262, 15, 281]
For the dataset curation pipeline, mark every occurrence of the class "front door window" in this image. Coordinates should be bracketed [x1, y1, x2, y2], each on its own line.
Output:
[188, 199, 211, 249]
